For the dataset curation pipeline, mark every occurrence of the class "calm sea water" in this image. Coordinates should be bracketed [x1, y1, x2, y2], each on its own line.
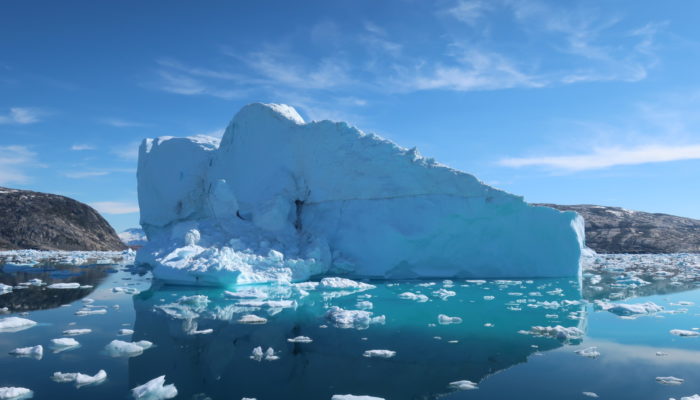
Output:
[1, 260, 700, 400]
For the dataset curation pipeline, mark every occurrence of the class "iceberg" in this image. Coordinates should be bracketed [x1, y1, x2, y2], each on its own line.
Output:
[0, 317, 36, 333]
[136, 103, 585, 286]
[8, 345, 43, 359]
[0, 387, 32, 400]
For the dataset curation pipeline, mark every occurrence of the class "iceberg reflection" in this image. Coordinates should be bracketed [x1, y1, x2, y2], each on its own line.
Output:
[129, 278, 584, 399]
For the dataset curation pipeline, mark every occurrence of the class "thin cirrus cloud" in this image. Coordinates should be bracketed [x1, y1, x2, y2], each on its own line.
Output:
[89, 201, 140, 215]
[0, 145, 38, 185]
[101, 118, 148, 128]
[0, 107, 42, 124]
[71, 144, 96, 151]
[63, 171, 110, 179]
[499, 144, 700, 171]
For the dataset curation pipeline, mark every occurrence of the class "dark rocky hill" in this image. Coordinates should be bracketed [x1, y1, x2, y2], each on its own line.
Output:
[0, 187, 126, 251]
[538, 204, 700, 254]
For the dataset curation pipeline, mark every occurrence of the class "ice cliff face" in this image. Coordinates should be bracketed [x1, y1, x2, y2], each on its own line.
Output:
[136, 103, 584, 286]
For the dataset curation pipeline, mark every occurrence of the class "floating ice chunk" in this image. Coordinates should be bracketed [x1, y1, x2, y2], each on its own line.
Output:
[131, 375, 177, 400]
[362, 350, 396, 358]
[47, 283, 81, 289]
[0, 283, 12, 294]
[264, 347, 279, 361]
[355, 301, 373, 310]
[483, 296, 495, 301]
[432, 289, 456, 300]
[325, 307, 385, 329]
[448, 380, 478, 390]
[331, 395, 385, 400]
[656, 351, 669, 356]
[582, 392, 598, 398]
[287, 336, 313, 343]
[524, 325, 584, 342]
[63, 329, 91, 336]
[437, 314, 462, 325]
[113, 287, 140, 295]
[51, 337, 80, 352]
[656, 376, 684, 385]
[575, 347, 600, 358]
[250, 346, 263, 362]
[237, 314, 267, 324]
[224, 289, 269, 299]
[319, 278, 375, 291]
[0, 387, 33, 399]
[105, 340, 153, 357]
[670, 329, 700, 337]
[119, 329, 135, 336]
[9, 345, 42, 359]
[52, 370, 107, 387]
[677, 395, 700, 400]
[596, 301, 663, 316]
[75, 308, 107, 316]
[398, 292, 428, 302]
[0, 317, 36, 333]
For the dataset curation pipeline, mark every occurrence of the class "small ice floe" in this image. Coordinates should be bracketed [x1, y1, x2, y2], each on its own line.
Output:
[582, 392, 598, 398]
[656, 376, 684, 385]
[0, 387, 33, 399]
[325, 307, 385, 330]
[105, 340, 153, 357]
[483, 296, 495, 301]
[484, 323, 494, 327]
[50, 338, 80, 352]
[670, 329, 700, 337]
[9, 345, 43, 359]
[0, 284, 14, 295]
[63, 328, 91, 336]
[52, 370, 107, 387]
[119, 329, 134, 336]
[287, 336, 313, 343]
[398, 292, 429, 302]
[355, 301, 373, 310]
[362, 350, 396, 358]
[437, 314, 462, 325]
[249, 346, 279, 362]
[237, 314, 267, 324]
[575, 347, 600, 358]
[448, 380, 478, 390]
[432, 289, 456, 300]
[131, 375, 177, 400]
[0, 317, 37, 333]
[522, 325, 584, 342]
[18, 279, 44, 287]
[47, 283, 81, 289]
[596, 301, 663, 317]
[75, 308, 107, 316]
[112, 287, 140, 295]
[0, 307, 9, 314]
[331, 395, 385, 400]
[656, 351, 669, 356]
[319, 277, 375, 291]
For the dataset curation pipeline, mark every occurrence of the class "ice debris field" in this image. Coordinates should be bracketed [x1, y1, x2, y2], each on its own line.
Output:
[135, 103, 585, 287]
[1, 250, 700, 399]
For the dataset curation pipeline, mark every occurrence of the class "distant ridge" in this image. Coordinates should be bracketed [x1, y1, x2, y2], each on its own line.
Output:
[539, 204, 700, 254]
[0, 187, 126, 251]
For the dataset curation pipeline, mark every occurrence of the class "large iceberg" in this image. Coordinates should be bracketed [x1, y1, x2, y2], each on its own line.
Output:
[136, 103, 584, 286]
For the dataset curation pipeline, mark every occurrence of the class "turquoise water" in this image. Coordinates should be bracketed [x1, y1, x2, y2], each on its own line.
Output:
[1, 261, 700, 399]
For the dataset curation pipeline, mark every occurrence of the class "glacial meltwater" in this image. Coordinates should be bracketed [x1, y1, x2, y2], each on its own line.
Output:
[1, 252, 700, 400]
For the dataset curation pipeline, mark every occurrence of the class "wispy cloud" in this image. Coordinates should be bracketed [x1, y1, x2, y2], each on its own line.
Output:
[101, 118, 147, 128]
[154, 69, 245, 99]
[63, 171, 110, 179]
[90, 201, 139, 215]
[499, 144, 700, 171]
[0, 145, 38, 185]
[0, 107, 42, 124]
[112, 142, 140, 160]
[445, 0, 491, 25]
[71, 144, 96, 151]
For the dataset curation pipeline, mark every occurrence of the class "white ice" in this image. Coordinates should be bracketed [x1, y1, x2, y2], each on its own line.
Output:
[0, 387, 33, 400]
[8, 345, 42, 359]
[105, 340, 153, 357]
[131, 375, 177, 400]
[52, 370, 107, 387]
[0, 317, 36, 333]
[135, 103, 584, 286]
[362, 350, 396, 358]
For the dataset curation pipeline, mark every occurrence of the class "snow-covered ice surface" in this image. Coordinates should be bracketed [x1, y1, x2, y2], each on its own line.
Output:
[135, 103, 584, 287]
[0, 253, 700, 399]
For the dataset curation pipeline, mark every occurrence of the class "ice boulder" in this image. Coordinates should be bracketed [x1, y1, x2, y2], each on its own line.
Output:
[136, 103, 584, 286]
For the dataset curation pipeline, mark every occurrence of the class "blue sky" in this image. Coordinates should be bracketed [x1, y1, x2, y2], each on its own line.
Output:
[2, 0, 700, 232]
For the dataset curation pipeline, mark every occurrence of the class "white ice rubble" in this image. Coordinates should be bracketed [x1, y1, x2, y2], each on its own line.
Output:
[0, 387, 33, 400]
[131, 375, 177, 400]
[0, 317, 36, 333]
[362, 349, 396, 358]
[105, 340, 153, 357]
[52, 370, 107, 387]
[8, 345, 42, 359]
[135, 103, 584, 286]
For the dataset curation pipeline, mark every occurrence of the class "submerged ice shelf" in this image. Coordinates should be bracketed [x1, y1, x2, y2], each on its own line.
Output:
[135, 103, 585, 286]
